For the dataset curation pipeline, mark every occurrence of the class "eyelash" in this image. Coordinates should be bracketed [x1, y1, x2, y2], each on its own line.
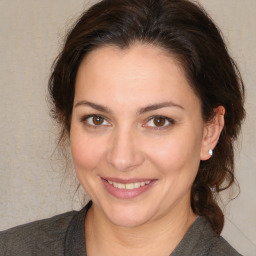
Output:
[80, 114, 111, 128]
[80, 114, 175, 129]
[144, 115, 175, 129]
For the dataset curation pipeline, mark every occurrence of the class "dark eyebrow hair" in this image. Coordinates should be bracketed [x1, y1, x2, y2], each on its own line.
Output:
[74, 100, 184, 114]
[137, 101, 184, 114]
[74, 100, 112, 114]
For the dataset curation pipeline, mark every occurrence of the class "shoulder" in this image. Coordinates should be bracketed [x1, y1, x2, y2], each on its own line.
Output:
[0, 210, 77, 256]
[207, 236, 242, 256]
[171, 216, 242, 256]
[192, 217, 242, 256]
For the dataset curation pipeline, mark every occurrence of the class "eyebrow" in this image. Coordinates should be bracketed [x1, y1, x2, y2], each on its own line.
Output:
[74, 100, 184, 114]
[138, 101, 184, 114]
[74, 101, 112, 114]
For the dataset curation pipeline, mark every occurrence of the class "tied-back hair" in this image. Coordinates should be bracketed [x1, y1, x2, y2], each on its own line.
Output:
[48, 0, 245, 234]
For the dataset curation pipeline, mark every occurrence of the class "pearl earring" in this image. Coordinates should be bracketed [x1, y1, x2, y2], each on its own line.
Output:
[209, 149, 213, 156]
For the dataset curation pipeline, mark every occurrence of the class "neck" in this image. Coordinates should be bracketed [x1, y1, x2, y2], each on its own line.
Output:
[85, 201, 197, 256]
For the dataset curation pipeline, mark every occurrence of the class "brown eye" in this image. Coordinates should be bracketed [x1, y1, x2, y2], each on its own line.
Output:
[144, 116, 174, 128]
[82, 115, 110, 127]
[92, 116, 104, 125]
[153, 117, 167, 127]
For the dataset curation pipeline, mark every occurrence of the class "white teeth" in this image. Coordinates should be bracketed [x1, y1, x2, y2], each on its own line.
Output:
[108, 180, 151, 190]
[134, 182, 140, 188]
[125, 183, 134, 190]
[117, 183, 125, 189]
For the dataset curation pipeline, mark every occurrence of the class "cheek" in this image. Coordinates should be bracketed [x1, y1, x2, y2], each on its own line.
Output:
[70, 128, 106, 172]
[144, 129, 203, 175]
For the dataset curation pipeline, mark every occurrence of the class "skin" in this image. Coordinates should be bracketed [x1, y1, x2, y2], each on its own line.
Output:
[70, 44, 224, 256]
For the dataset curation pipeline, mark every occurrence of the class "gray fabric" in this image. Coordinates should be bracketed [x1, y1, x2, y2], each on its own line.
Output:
[0, 201, 91, 256]
[0, 201, 242, 256]
[171, 215, 242, 256]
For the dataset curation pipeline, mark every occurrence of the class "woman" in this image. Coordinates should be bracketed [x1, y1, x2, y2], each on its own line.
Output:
[0, 0, 245, 255]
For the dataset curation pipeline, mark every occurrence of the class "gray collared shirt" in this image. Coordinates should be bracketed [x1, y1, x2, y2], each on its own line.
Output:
[0, 201, 242, 256]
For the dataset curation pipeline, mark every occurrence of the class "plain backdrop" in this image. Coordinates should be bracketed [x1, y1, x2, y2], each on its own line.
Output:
[0, 1, 255, 255]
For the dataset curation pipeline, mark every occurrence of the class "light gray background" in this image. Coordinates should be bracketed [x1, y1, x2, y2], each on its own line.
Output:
[0, 1, 255, 255]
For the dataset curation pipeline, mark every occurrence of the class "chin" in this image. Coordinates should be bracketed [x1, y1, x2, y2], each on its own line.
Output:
[109, 212, 150, 228]
[100, 201, 155, 228]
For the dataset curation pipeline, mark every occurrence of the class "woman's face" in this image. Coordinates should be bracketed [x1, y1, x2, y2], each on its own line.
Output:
[70, 44, 208, 227]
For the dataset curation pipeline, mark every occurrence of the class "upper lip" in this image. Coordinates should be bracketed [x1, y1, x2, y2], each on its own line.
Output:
[101, 177, 156, 184]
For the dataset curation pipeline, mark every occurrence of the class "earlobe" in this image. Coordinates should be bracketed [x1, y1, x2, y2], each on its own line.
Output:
[200, 106, 225, 160]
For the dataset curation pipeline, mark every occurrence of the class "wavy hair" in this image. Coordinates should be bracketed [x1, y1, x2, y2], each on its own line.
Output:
[48, 0, 245, 234]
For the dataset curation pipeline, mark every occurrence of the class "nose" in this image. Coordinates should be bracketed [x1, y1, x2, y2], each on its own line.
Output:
[106, 128, 145, 172]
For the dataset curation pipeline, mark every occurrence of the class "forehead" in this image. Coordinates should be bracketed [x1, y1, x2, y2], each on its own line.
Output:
[75, 44, 200, 111]
[79, 43, 184, 79]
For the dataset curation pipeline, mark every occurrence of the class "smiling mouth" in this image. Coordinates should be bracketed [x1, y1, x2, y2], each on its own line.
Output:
[102, 178, 156, 199]
[107, 180, 151, 190]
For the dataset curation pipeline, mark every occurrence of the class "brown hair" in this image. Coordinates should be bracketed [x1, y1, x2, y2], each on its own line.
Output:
[48, 0, 245, 234]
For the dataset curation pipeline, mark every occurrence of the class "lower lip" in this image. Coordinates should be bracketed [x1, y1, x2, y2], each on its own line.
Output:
[102, 179, 156, 199]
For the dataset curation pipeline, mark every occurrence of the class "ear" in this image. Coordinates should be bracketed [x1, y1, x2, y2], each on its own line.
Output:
[200, 106, 225, 160]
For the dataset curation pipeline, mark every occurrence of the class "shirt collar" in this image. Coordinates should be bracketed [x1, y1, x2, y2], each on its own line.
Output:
[64, 201, 92, 256]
